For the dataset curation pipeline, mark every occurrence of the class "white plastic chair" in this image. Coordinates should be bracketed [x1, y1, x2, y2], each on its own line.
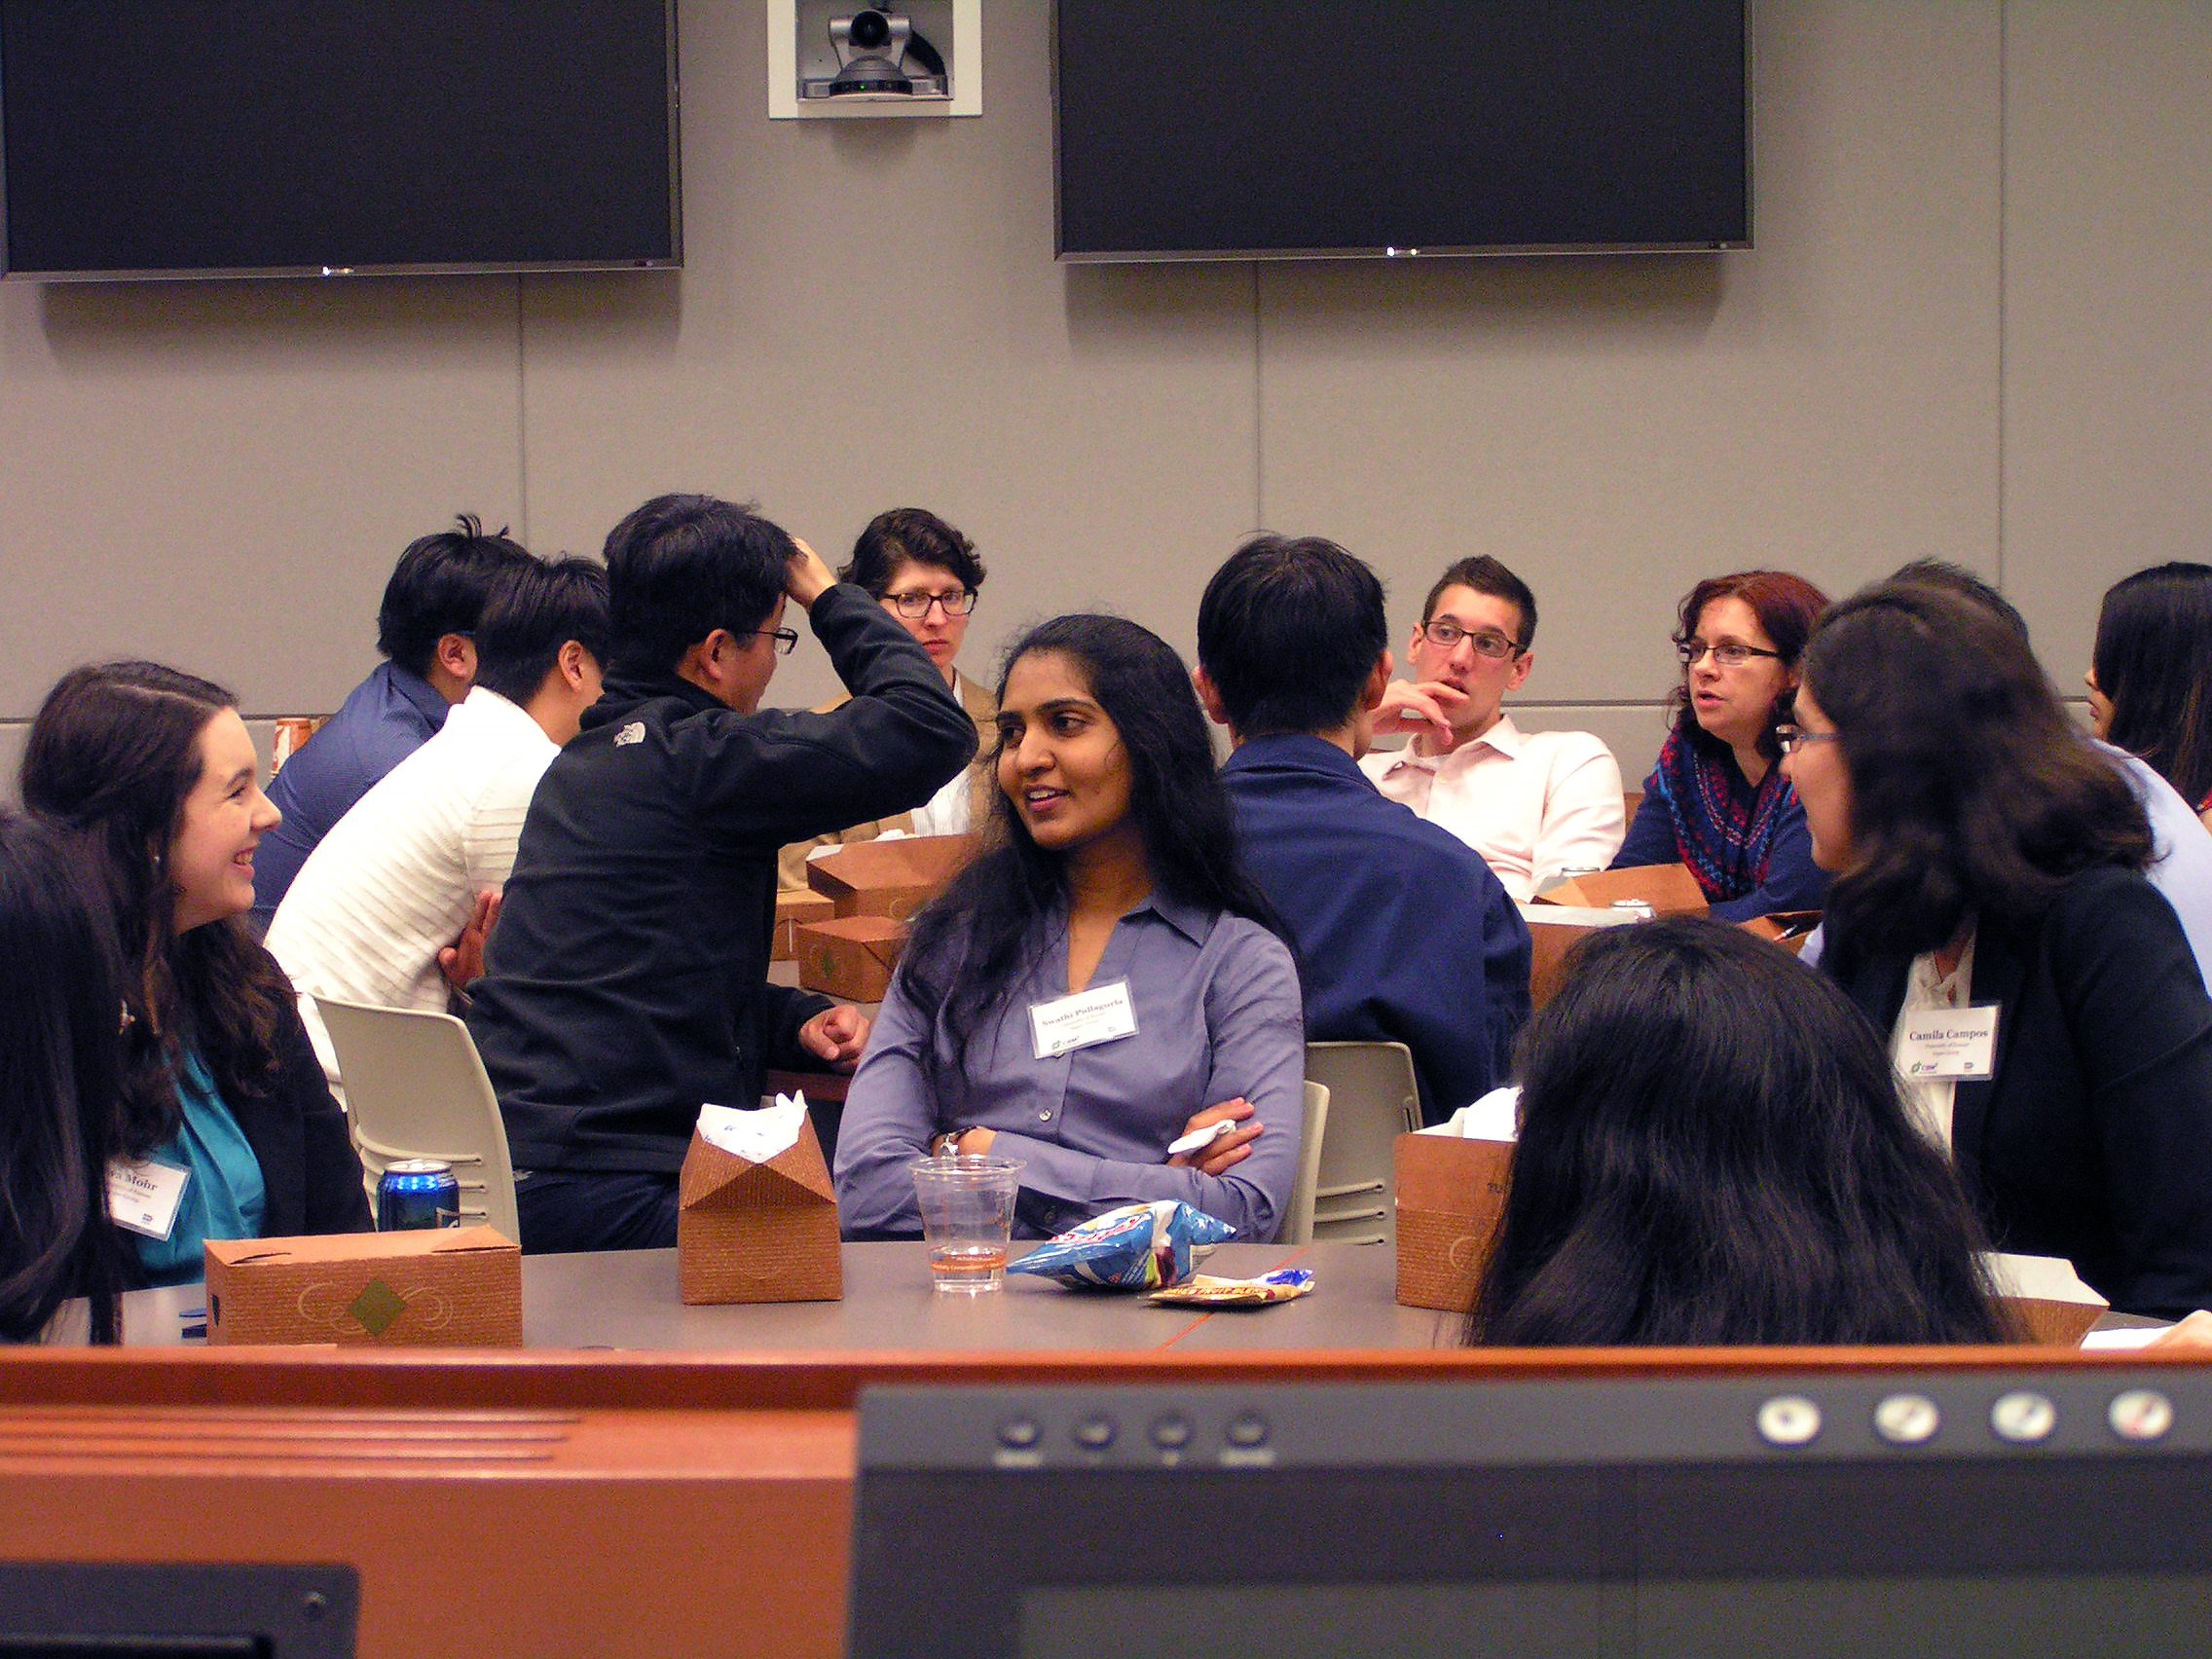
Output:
[1276, 1081, 1331, 1245]
[312, 996, 521, 1243]
[1303, 1041, 1422, 1245]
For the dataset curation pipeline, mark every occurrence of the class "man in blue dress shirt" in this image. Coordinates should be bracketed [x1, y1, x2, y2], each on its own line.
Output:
[251, 516, 535, 927]
[1195, 534, 1532, 1124]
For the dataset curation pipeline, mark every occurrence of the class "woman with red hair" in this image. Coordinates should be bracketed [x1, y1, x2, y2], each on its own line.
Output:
[1610, 570, 1831, 921]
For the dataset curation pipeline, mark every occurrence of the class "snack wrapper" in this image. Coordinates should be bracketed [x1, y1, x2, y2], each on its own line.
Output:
[1007, 1199, 1235, 1290]
[1148, 1268, 1315, 1309]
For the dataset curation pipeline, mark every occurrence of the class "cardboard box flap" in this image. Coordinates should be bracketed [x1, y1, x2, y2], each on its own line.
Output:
[679, 1119, 836, 1210]
[1396, 1133, 1513, 1211]
[805, 834, 976, 902]
[799, 914, 905, 962]
[206, 1226, 512, 1268]
[1534, 864, 1708, 915]
[775, 889, 834, 925]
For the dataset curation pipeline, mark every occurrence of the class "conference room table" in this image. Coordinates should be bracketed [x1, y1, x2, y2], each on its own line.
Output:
[103, 1238, 1467, 1353]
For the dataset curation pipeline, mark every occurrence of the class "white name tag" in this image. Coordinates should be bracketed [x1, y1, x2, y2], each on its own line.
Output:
[1029, 978, 1139, 1060]
[106, 1158, 190, 1241]
[1897, 1004, 2001, 1082]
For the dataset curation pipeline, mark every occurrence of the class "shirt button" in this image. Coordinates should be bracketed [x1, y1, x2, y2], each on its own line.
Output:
[1038, 1110, 1051, 1122]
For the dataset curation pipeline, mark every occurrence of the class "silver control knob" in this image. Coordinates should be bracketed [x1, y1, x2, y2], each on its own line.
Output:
[1755, 1395, 1822, 1447]
[2108, 1388, 2174, 1443]
[1873, 1392, 1941, 1445]
[1990, 1390, 2057, 1443]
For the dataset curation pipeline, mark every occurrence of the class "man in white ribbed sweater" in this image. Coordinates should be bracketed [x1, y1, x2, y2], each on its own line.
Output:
[268, 556, 609, 1090]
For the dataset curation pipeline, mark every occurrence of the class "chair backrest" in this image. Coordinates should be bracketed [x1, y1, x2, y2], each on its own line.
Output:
[1277, 1081, 1330, 1246]
[1303, 1041, 1422, 1245]
[313, 996, 520, 1244]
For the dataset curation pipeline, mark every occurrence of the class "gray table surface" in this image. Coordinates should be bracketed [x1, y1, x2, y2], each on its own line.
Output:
[96, 1240, 1454, 1352]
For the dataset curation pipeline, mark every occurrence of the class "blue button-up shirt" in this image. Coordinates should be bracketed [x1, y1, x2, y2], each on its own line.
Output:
[253, 662, 451, 925]
[1220, 734, 1530, 1124]
[832, 890, 1306, 1242]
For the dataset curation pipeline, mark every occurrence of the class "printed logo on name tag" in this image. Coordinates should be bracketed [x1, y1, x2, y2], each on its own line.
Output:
[1029, 978, 1140, 1060]
[1897, 1004, 2001, 1081]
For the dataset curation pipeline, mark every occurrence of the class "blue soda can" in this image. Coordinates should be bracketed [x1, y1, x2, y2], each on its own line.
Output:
[377, 1159, 461, 1231]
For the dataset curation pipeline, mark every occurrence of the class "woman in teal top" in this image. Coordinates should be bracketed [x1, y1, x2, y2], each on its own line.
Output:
[19, 662, 370, 1309]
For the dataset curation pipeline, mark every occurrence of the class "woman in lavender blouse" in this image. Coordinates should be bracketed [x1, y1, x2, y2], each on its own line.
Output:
[832, 614, 1308, 1243]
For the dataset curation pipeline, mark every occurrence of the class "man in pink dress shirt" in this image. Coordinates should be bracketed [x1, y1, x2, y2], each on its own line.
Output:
[1359, 556, 1626, 902]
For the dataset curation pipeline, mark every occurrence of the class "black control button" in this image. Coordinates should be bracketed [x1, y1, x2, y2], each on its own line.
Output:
[1150, 1415, 1194, 1450]
[1072, 1415, 1118, 1451]
[996, 1417, 1041, 1450]
[1225, 1412, 1271, 1448]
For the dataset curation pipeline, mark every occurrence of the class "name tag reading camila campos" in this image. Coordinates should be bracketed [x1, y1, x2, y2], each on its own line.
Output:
[1029, 978, 1139, 1060]
[1897, 1005, 2001, 1081]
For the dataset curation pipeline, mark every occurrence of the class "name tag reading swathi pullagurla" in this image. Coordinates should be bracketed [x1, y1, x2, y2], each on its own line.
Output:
[1029, 978, 1139, 1061]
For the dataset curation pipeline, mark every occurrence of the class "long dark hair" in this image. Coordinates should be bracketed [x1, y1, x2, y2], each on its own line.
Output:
[899, 614, 1278, 1075]
[1804, 583, 2152, 961]
[1666, 569, 1828, 765]
[1471, 918, 2009, 1346]
[2094, 562, 2212, 810]
[0, 810, 131, 1344]
[19, 662, 296, 1152]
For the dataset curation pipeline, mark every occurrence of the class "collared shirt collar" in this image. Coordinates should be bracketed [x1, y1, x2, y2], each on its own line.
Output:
[1128, 886, 1216, 949]
[1417, 710, 1523, 765]
[385, 662, 453, 730]
[1224, 730, 1369, 782]
[583, 664, 725, 729]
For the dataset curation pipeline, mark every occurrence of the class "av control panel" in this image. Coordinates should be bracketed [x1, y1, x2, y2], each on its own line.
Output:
[857, 1370, 2212, 1474]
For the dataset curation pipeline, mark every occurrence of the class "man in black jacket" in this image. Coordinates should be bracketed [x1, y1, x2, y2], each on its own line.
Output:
[468, 494, 977, 1253]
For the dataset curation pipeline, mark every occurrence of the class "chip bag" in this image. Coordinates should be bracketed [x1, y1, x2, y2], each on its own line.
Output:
[1007, 1199, 1235, 1290]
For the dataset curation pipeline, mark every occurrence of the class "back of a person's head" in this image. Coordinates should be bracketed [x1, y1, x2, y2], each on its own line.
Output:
[1422, 555, 1537, 648]
[376, 514, 535, 678]
[1888, 558, 2031, 643]
[1197, 535, 1387, 737]
[602, 494, 794, 675]
[2093, 562, 2212, 808]
[1803, 580, 2150, 957]
[472, 556, 612, 706]
[841, 507, 986, 597]
[0, 807, 129, 1343]
[1473, 916, 2008, 1347]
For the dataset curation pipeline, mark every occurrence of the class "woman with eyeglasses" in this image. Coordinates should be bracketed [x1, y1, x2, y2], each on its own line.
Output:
[1787, 581, 2212, 1319]
[780, 507, 999, 888]
[1609, 570, 1831, 920]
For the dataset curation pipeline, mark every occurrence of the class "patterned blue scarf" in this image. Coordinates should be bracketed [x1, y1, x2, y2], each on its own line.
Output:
[1648, 726, 1797, 904]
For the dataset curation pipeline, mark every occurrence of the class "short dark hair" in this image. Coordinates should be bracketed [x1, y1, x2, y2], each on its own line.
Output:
[2093, 562, 2212, 810]
[472, 557, 612, 705]
[1888, 558, 2031, 642]
[376, 514, 535, 678]
[1472, 916, 2009, 1346]
[1803, 581, 2153, 959]
[1196, 535, 1387, 737]
[840, 507, 986, 597]
[601, 495, 796, 675]
[1421, 555, 1537, 649]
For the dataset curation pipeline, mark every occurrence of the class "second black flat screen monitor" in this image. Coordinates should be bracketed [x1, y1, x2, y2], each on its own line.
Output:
[1053, 0, 1750, 260]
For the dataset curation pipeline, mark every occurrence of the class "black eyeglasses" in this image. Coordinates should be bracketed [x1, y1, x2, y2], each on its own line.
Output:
[753, 627, 799, 656]
[1675, 637, 1784, 669]
[1774, 723, 1840, 755]
[1419, 619, 1523, 660]
[885, 590, 977, 619]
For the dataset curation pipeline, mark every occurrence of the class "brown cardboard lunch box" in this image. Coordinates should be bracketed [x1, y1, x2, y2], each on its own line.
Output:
[804, 833, 977, 922]
[794, 914, 906, 1001]
[678, 1112, 844, 1306]
[1532, 863, 1708, 917]
[204, 1226, 522, 1347]
[772, 889, 835, 961]
[1393, 1132, 1515, 1315]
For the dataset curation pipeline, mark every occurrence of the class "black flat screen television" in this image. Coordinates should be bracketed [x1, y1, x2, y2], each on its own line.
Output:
[1053, 0, 1750, 262]
[0, 0, 681, 280]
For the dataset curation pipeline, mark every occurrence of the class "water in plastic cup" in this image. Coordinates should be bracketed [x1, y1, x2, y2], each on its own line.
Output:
[910, 1155, 1022, 1294]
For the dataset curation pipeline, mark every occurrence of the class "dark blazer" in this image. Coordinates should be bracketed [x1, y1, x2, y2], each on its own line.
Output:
[115, 996, 371, 1290]
[1824, 863, 2212, 1319]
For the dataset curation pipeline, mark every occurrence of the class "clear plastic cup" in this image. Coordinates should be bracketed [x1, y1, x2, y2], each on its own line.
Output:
[909, 1155, 1023, 1294]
